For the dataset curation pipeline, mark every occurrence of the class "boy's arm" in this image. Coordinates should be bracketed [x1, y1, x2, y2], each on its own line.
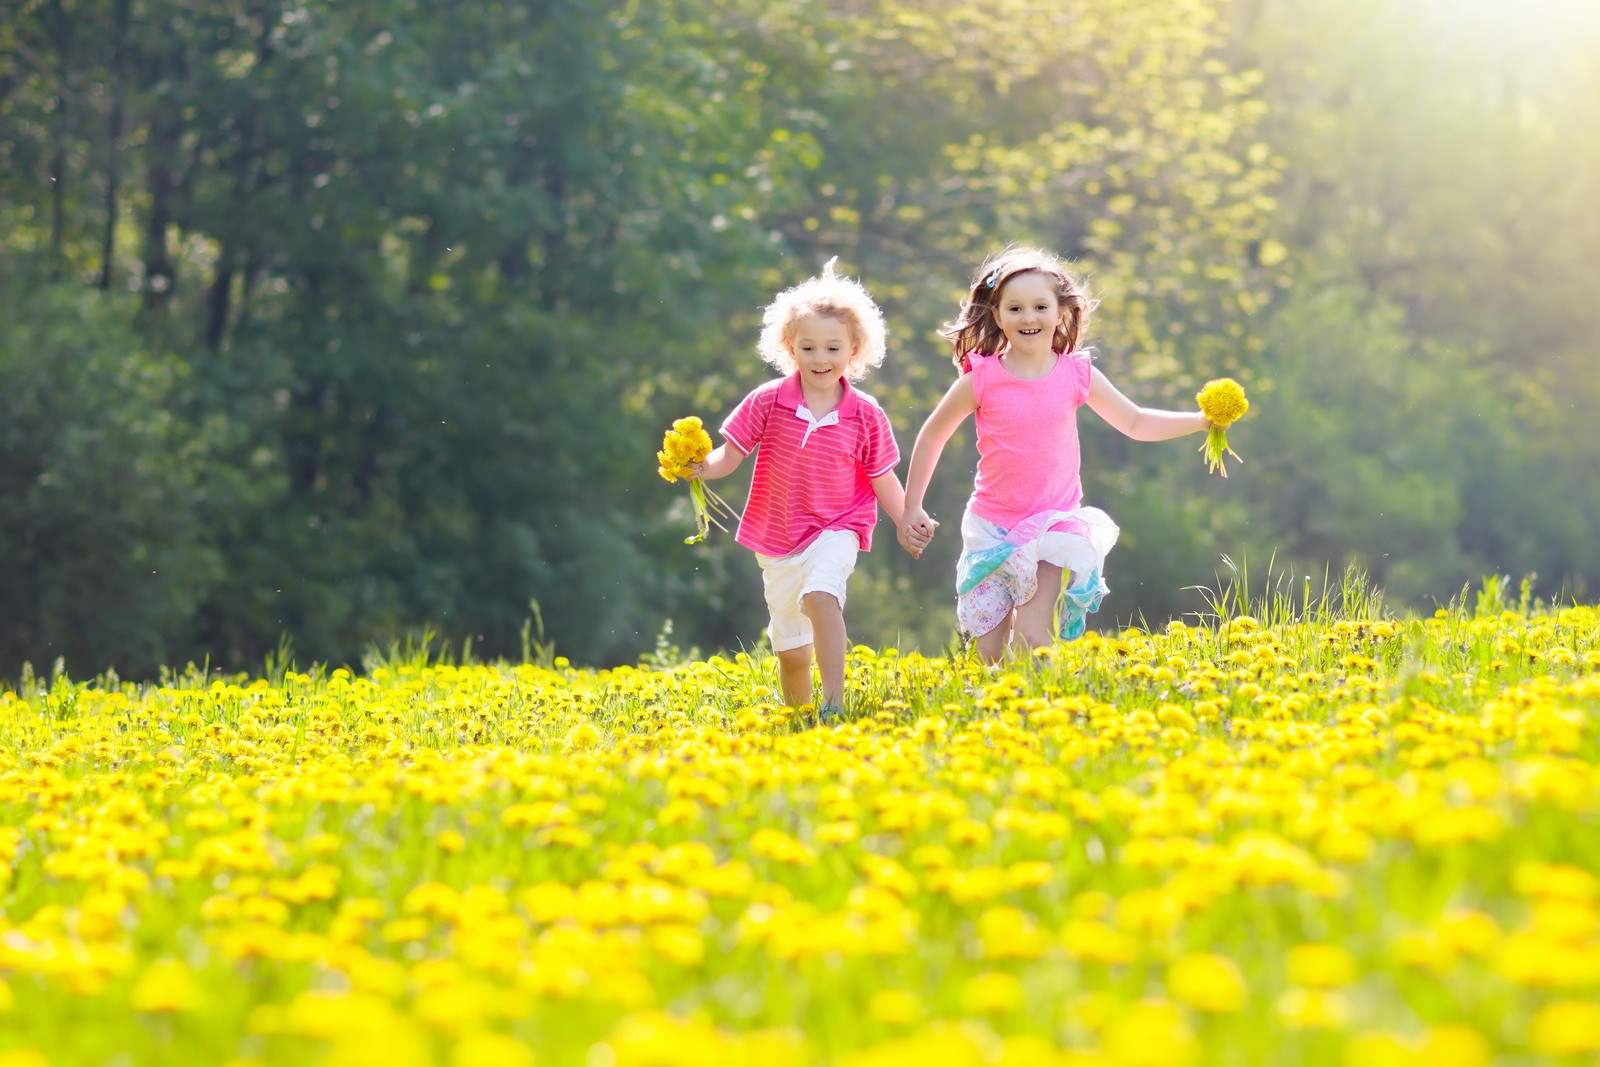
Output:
[870, 470, 906, 527]
[692, 443, 747, 480]
[1085, 367, 1208, 442]
[873, 470, 933, 559]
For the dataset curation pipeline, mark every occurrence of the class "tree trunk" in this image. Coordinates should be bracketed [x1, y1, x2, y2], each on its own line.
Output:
[205, 266, 233, 351]
[46, 0, 73, 274]
[142, 101, 180, 311]
[98, 0, 132, 290]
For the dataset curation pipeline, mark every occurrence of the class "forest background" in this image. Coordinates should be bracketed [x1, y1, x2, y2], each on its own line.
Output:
[2, 0, 1598, 680]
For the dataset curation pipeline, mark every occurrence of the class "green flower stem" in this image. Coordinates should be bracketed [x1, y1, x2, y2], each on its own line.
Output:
[1200, 425, 1242, 477]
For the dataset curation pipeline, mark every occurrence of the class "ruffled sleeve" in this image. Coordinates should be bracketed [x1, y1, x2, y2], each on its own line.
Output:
[1068, 351, 1092, 407]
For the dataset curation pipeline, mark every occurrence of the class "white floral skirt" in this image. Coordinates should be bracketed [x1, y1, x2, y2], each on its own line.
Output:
[955, 500, 1120, 640]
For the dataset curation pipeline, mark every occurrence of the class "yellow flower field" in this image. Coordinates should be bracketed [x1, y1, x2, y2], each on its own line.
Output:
[2, 597, 1599, 1066]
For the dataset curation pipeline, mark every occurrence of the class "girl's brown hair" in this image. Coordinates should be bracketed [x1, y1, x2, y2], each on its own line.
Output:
[938, 246, 1096, 371]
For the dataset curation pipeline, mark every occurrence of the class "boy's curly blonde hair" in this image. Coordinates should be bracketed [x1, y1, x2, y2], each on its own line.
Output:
[757, 257, 887, 382]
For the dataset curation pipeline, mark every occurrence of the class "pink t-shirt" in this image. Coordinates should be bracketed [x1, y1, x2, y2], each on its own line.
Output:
[968, 350, 1093, 528]
[721, 373, 900, 557]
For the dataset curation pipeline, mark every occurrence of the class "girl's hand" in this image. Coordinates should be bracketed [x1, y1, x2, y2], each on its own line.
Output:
[898, 508, 938, 559]
[896, 524, 927, 558]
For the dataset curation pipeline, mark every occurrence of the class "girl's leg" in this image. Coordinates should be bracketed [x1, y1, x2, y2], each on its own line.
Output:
[802, 591, 847, 708]
[776, 645, 815, 708]
[1013, 563, 1064, 650]
[975, 612, 1014, 663]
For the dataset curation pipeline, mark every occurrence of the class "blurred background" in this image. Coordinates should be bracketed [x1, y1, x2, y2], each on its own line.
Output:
[2, 0, 1597, 678]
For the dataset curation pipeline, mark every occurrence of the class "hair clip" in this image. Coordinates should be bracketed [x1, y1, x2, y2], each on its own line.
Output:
[983, 269, 1000, 289]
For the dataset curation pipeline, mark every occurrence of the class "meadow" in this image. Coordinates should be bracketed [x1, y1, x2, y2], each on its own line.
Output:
[2, 580, 1598, 1067]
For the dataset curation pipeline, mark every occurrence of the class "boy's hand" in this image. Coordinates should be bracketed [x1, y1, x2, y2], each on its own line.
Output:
[897, 508, 938, 559]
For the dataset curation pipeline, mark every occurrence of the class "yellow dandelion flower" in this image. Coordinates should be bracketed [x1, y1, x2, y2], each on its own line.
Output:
[866, 988, 922, 1025]
[130, 959, 201, 1013]
[1102, 1001, 1199, 1067]
[647, 924, 707, 968]
[977, 907, 1048, 960]
[657, 415, 738, 543]
[1277, 986, 1349, 1029]
[1286, 943, 1358, 988]
[450, 1033, 536, 1067]
[1529, 1000, 1600, 1055]
[1167, 953, 1247, 1013]
[0, 1053, 50, 1067]
[960, 971, 1024, 1015]
[1195, 377, 1249, 477]
[1420, 1027, 1492, 1067]
[1342, 1032, 1413, 1067]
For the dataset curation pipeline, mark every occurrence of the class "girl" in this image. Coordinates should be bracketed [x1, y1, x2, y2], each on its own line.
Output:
[900, 246, 1210, 662]
[693, 259, 930, 719]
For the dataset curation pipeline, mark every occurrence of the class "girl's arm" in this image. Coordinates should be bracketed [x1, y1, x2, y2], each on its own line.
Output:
[1086, 367, 1209, 442]
[871, 470, 932, 559]
[900, 374, 978, 534]
[692, 443, 747, 481]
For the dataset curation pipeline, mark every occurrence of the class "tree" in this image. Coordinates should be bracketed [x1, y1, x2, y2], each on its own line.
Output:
[1235, 0, 1600, 604]
[0, 266, 220, 677]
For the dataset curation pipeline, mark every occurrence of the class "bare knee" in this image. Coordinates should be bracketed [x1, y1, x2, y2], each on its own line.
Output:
[1013, 621, 1052, 649]
[975, 617, 1011, 663]
[801, 590, 842, 619]
[776, 645, 813, 672]
[1014, 566, 1061, 649]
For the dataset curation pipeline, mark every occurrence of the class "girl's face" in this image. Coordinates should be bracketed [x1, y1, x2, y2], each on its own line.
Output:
[993, 272, 1064, 356]
[787, 313, 857, 385]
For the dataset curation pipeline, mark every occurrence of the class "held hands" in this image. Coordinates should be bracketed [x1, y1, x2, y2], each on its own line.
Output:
[897, 507, 939, 560]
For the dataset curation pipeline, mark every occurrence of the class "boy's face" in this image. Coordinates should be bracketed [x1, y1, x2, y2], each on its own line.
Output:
[787, 313, 856, 385]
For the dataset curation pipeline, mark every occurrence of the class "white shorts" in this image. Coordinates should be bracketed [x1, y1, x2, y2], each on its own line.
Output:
[755, 530, 860, 652]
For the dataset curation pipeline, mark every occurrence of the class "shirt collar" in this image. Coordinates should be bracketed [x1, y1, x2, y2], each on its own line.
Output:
[776, 371, 860, 418]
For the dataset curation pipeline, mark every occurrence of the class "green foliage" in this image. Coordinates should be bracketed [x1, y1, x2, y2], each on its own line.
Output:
[1233, 282, 1483, 604]
[1, 0, 1597, 675]
[1238, 0, 1600, 606]
[0, 266, 220, 676]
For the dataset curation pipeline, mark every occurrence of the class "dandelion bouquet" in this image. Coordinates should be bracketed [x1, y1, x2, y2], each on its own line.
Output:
[1195, 378, 1249, 477]
[657, 416, 737, 544]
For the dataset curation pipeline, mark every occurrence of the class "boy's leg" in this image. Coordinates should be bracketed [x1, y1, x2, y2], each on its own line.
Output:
[802, 591, 847, 708]
[758, 545, 815, 707]
[776, 645, 815, 708]
[1013, 563, 1064, 649]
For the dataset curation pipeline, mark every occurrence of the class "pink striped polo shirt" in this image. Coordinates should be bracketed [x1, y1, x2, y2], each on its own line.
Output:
[721, 373, 900, 557]
[969, 350, 1093, 528]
